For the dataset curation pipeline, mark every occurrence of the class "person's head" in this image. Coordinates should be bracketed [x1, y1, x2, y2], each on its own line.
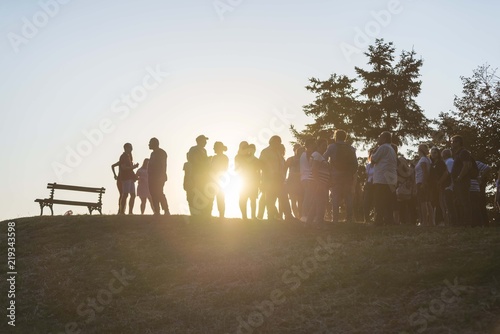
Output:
[123, 143, 133, 153]
[238, 141, 249, 155]
[366, 147, 373, 163]
[213, 141, 227, 154]
[248, 143, 256, 155]
[293, 143, 302, 156]
[196, 135, 209, 147]
[278, 143, 285, 157]
[333, 129, 347, 143]
[141, 158, 149, 168]
[441, 148, 452, 160]
[418, 144, 429, 157]
[451, 135, 464, 152]
[378, 131, 392, 145]
[304, 138, 316, 152]
[316, 138, 328, 153]
[148, 137, 159, 150]
[430, 146, 441, 161]
[269, 135, 282, 149]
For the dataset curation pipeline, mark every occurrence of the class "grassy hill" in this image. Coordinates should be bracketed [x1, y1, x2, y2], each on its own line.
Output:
[1, 215, 500, 333]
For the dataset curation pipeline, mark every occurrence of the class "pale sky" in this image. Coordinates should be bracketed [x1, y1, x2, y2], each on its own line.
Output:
[1, 0, 499, 220]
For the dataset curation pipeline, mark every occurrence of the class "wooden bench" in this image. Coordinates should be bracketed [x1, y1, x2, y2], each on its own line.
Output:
[35, 183, 106, 216]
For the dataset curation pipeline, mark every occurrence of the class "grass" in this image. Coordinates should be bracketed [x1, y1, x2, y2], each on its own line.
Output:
[1, 215, 500, 333]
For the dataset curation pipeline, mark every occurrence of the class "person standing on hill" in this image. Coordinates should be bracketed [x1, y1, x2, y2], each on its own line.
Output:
[210, 141, 229, 218]
[370, 131, 397, 226]
[259, 135, 283, 220]
[136, 158, 153, 215]
[148, 137, 170, 216]
[186, 135, 211, 218]
[118, 143, 139, 215]
[324, 129, 358, 224]
[450, 135, 477, 226]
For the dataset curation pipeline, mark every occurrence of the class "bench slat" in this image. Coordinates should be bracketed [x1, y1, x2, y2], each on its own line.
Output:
[36, 199, 100, 207]
[47, 183, 105, 193]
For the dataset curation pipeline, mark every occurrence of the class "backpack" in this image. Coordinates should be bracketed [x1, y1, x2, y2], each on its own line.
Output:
[332, 143, 358, 174]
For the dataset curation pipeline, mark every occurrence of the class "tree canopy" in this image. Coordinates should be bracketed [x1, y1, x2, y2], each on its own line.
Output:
[292, 39, 430, 146]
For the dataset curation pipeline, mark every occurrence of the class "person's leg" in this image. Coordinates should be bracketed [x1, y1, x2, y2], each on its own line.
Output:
[158, 180, 170, 215]
[140, 197, 146, 214]
[257, 191, 266, 219]
[216, 189, 225, 218]
[454, 181, 471, 226]
[148, 178, 160, 214]
[344, 177, 354, 223]
[373, 184, 384, 226]
[444, 189, 457, 226]
[330, 179, 341, 224]
[128, 191, 135, 215]
[117, 180, 123, 214]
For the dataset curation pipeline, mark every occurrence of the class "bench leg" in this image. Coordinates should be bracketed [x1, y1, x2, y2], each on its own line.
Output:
[49, 204, 54, 216]
[38, 202, 44, 216]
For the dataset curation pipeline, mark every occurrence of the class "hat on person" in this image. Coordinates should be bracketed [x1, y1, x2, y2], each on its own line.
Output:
[196, 135, 209, 143]
[214, 141, 227, 152]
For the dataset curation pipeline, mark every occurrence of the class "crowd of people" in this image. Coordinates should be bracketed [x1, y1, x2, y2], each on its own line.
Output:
[111, 132, 500, 227]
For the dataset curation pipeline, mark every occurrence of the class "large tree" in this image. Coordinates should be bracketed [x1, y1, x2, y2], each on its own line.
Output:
[293, 39, 430, 146]
[434, 64, 500, 167]
[355, 39, 429, 145]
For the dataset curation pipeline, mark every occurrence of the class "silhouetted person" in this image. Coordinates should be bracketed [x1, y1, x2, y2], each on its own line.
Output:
[441, 148, 457, 226]
[210, 141, 229, 218]
[277, 143, 293, 220]
[371, 131, 397, 226]
[259, 135, 283, 220]
[286, 144, 304, 219]
[118, 143, 139, 214]
[450, 135, 475, 226]
[148, 137, 170, 216]
[186, 135, 211, 217]
[136, 158, 153, 215]
[111, 160, 122, 214]
[236, 142, 261, 220]
[324, 129, 358, 223]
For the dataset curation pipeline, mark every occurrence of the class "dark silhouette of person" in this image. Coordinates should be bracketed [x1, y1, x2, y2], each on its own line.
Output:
[450, 135, 474, 226]
[118, 143, 139, 214]
[370, 131, 397, 226]
[285, 144, 305, 219]
[186, 135, 211, 218]
[111, 161, 122, 214]
[323, 129, 358, 223]
[136, 158, 154, 215]
[148, 137, 170, 216]
[210, 141, 229, 218]
[235, 142, 261, 220]
[259, 135, 283, 220]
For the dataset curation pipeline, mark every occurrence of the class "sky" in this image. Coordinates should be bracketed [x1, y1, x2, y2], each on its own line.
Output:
[1, 0, 499, 220]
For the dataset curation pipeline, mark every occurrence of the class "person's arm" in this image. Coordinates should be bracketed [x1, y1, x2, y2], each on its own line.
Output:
[111, 161, 119, 180]
[437, 163, 449, 187]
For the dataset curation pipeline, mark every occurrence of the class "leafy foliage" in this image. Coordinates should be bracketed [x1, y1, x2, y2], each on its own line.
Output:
[293, 39, 430, 146]
[434, 64, 500, 168]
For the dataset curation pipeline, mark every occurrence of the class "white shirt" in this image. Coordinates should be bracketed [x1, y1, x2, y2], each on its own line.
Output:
[371, 143, 397, 185]
[444, 158, 454, 190]
[415, 156, 431, 184]
[299, 151, 313, 181]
